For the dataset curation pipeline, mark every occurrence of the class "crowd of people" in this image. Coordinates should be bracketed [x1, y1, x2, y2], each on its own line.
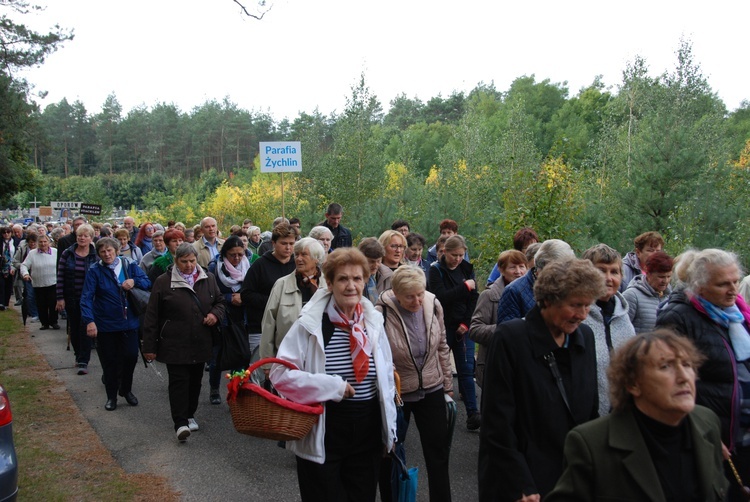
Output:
[4, 203, 750, 501]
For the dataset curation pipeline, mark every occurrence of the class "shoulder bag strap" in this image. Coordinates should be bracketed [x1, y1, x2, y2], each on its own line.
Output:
[544, 351, 574, 419]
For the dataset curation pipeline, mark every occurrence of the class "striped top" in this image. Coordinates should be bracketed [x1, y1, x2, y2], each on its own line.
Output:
[56, 250, 89, 299]
[21, 248, 58, 288]
[325, 327, 378, 401]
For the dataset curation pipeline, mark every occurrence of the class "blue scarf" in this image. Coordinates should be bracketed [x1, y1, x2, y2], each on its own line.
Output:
[697, 295, 750, 360]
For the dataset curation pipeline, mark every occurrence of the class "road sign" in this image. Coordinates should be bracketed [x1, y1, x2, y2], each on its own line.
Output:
[80, 203, 102, 215]
[260, 141, 302, 173]
[50, 201, 81, 211]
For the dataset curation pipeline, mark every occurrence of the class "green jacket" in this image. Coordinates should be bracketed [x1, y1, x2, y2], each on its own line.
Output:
[547, 405, 728, 501]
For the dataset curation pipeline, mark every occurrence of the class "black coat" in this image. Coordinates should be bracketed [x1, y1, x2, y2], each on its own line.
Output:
[478, 306, 599, 501]
[142, 267, 226, 365]
[240, 251, 296, 333]
[656, 290, 738, 446]
[428, 258, 478, 334]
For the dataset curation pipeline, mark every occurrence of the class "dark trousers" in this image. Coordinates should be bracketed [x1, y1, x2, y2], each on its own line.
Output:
[65, 297, 91, 364]
[34, 285, 58, 327]
[447, 329, 478, 416]
[403, 390, 452, 502]
[296, 398, 382, 502]
[0, 272, 12, 306]
[97, 329, 139, 401]
[166, 363, 204, 430]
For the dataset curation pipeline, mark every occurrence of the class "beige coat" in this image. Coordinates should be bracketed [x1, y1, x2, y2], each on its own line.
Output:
[260, 271, 326, 368]
[469, 278, 506, 387]
[193, 237, 225, 268]
[376, 289, 452, 395]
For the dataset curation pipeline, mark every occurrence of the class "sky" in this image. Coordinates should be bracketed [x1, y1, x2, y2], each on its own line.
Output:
[13, 0, 750, 121]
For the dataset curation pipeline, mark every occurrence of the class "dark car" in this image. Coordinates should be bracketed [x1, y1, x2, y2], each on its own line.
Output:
[0, 385, 18, 501]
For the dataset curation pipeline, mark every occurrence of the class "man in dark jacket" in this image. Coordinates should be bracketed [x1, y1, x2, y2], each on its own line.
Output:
[319, 203, 352, 249]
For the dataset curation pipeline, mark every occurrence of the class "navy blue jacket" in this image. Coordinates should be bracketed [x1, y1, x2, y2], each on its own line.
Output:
[80, 258, 151, 332]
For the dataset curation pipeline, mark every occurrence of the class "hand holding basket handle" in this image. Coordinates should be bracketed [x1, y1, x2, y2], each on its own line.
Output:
[227, 357, 324, 441]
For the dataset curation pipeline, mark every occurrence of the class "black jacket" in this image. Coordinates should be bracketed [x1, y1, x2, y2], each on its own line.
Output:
[142, 267, 225, 365]
[428, 257, 478, 333]
[320, 221, 352, 249]
[478, 306, 599, 501]
[240, 251, 296, 333]
[656, 290, 738, 446]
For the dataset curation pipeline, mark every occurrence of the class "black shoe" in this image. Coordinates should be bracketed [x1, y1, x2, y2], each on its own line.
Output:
[467, 413, 481, 431]
[51, 324, 61, 330]
[210, 388, 221, 405]
[119, 391, 138, 406]
[105, 399, 117, 411]
[39, 325, 49, 330]
[0, 305, 5, 311]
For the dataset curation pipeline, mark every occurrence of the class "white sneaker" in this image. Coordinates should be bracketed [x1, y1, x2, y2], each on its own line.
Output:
[30, 317, 39, 323]
[187, 418, 199, 431]
[176, 425, 191, 441]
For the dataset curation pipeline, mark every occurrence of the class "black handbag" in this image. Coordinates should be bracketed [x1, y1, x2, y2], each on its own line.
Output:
[121, 260, 150, 317]
[217, 317, 252, 371]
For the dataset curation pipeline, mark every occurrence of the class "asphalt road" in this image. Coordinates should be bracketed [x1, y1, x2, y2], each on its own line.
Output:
[27, 311, 481, 501]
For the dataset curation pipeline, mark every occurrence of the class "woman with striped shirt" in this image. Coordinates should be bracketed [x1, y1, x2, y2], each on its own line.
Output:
[271, 247, 397, 502]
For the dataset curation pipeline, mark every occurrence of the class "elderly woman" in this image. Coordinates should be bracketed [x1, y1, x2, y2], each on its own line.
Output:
[261, 238, 327, 372]
[377, 266, 453, 501]
[0, 226, 17, 309]
[241, 222, 298, 358]
[21, 234, 59, 330]
[309, 225, 333, 255]
[547, 330, 728, 501]
[405, 232, 428, 273]
[624, 251, 674, 333]
[114, 228, 143, 264]
[207, 235, 250, 403]
[13, 233, 39, 321]
[358, 237, 391, 304]
[142, 243, 225, 441]
[379, 230, 407, 271]
[56, 224, 98, 374]
[428, 235, 480, 430]
[138, 230, 167, 276]
[470, 249, 528, 388]
[149, 229, 185, 282]
[246, 225, 262, 256]
[270, 248, 397, 502]
[496, 239, 576, 324]
[80, 237, 151, 411]
[581, 244, 636, 416]
[478, 259, 605, 501]
[656, 248, 750, 500]
[134, 221, 156, 255]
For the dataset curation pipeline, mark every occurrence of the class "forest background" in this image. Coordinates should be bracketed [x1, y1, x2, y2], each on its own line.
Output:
[3, 10, 750, 279]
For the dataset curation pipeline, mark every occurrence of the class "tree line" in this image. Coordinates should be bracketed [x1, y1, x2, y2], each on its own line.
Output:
[6, 36, 750, 277]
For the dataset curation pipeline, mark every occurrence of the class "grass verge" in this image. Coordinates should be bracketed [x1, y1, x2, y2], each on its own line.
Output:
[0, 311, 180, 501]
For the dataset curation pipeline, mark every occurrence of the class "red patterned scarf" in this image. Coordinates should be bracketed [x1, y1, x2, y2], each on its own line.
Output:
[327, 300, 371, 382]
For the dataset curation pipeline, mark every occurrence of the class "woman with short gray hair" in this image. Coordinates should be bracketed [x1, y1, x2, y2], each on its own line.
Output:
[496, 239, 576, 324]
[260, 237, 327, 371]
[656, 248, 750, 496]
[309, 225, 334, 254]
[143, 242, 225, 441]
[480, 259, 605, 500]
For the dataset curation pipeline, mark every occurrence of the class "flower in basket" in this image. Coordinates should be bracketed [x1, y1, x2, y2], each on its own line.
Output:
[226, 367, 252, 402]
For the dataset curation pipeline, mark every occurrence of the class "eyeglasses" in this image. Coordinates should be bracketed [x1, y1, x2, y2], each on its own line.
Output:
[227, 252, 245, 259]
[389, 244, 405, 250]
[2, 230, 10, 234]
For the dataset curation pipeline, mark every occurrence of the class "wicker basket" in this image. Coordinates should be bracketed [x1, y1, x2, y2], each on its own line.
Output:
[227, 357, 324, 441]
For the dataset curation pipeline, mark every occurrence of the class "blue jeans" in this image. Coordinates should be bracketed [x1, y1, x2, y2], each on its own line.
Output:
[447, 329, 478, 416]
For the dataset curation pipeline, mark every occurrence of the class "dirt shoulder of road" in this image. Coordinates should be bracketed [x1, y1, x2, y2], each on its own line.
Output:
[0, 308, 180, 501]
